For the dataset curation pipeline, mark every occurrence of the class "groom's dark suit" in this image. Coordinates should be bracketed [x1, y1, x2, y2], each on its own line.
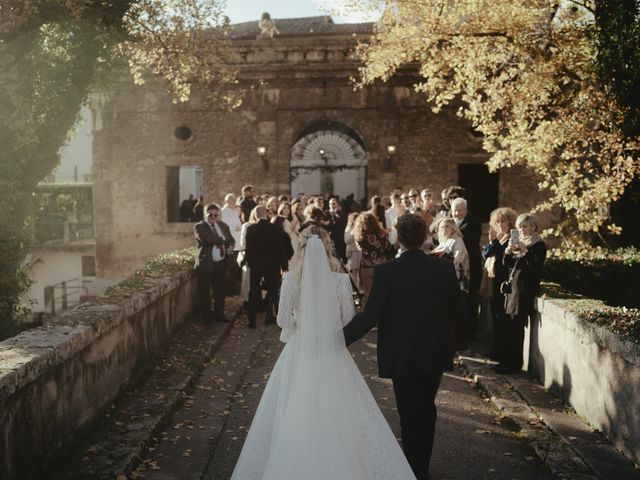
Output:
[343, 249, 459, 480]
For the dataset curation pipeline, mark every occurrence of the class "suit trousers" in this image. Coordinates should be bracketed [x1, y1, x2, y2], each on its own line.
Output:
[490, 294, 507, 361]
[196, 260, 227, 323]
[247, 267, 280, 323]
[392, 372, 443, 480]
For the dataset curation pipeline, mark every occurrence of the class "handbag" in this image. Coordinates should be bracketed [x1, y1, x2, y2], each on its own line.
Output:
[500, 257, 520, 296]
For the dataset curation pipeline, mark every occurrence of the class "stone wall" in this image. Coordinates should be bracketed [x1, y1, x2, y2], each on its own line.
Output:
[525, 298, 640, 464]
[0, 265, 197, 479]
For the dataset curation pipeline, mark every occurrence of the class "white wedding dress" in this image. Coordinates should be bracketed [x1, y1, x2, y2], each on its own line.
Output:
[230, 237, 416, 480]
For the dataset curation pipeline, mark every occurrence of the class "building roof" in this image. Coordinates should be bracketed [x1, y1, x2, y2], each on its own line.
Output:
[228, 15, 375, 40]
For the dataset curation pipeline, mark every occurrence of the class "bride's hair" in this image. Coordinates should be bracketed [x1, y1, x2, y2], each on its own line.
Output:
[289, 225, 342, 280]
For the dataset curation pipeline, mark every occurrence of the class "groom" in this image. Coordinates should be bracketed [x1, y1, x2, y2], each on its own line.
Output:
[343, 213, 459, 480]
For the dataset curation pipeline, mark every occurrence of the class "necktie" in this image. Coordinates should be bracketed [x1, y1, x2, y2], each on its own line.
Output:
[210, 223, 225, 259]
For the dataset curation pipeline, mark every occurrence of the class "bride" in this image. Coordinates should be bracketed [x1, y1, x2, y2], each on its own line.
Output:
[230, 225, 416, 480]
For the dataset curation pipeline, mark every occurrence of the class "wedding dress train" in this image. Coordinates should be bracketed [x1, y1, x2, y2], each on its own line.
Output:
[230, 236, 416, 480]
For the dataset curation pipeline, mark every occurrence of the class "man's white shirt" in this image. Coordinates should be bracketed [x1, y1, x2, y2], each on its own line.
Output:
[221, 205, 242, 249]
[207, 221, 226, 262]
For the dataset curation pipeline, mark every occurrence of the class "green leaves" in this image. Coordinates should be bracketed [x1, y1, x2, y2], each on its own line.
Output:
[0, 0, 238, 328]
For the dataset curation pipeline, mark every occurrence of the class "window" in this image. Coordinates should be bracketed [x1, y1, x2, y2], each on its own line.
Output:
[174, 125, 192, 141]
[81, 255, 96, 277]
[458, 164, 499, 223]
[167, 166, 204, 223]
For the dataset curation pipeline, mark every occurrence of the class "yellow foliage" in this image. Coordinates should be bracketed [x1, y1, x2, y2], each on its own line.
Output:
[352, 0, 640, 243]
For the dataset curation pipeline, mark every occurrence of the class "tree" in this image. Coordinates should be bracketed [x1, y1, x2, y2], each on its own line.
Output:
[0, 0, 239, 335]
[351, 0, 640, 253]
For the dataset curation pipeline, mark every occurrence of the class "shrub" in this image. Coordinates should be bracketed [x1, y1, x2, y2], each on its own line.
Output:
[543, 247, 640, 308]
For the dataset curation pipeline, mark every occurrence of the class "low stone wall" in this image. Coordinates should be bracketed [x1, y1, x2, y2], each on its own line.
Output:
[0, 266, 197, 479]
[524, 297, 640, 464]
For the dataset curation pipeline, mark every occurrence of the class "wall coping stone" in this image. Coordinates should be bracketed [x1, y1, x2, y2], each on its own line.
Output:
[0, 269, 192, 402]
[536, 297, 640, 366]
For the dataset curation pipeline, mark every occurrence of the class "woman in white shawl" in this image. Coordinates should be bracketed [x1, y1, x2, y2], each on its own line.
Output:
[431, 218, 470, 293]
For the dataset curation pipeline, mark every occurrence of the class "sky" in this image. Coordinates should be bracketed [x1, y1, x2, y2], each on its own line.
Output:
[224, 0, 381, 24]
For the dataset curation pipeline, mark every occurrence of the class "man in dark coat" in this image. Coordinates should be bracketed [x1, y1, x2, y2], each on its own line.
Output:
[194, 203, 235, 324]
[451, 197, 482, 342]
[239, 184, 257, 223]
[343, 214, 459, 480]
[245, 205, 288, 329]
[327, 196, 347, 262]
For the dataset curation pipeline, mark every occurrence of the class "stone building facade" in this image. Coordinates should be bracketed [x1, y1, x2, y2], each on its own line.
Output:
[92, 16, 543, 278]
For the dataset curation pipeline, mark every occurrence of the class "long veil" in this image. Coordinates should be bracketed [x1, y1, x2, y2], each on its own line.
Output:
[260, 235, 372, 479]
[296, 235, 345, 356]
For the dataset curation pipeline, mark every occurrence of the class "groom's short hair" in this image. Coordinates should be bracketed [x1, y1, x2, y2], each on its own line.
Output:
[396, 214, 427, 249]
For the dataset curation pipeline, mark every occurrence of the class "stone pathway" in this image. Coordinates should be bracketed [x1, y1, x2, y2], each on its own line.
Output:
[54, 300, 639, 480]
[134, 311, 556, 480]
[459, 350, 640, 480]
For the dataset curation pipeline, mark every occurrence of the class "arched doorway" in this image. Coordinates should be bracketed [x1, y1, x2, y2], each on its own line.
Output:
[290, 123, 367, 200]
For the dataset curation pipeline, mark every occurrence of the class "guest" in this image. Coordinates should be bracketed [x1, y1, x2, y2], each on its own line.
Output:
[299, 205, 323, 231]
[354, 212, 394, 305]
[328, 197, 347, 262]
[221, 193, 243, 295]
[451, 197, 482, 342]
[274, 202, 297, 260]
[344, 212, 362, 291]
[239, 185, 256, 223]
[271, 213, 295, 267]
[237, 207, 259, 305]
[482, 207, 518, 362]
[408, 189, 423, 213]
[369, 195, 387, 229]
[343, 193, 355, 213]
[498, 214, 546, 373]
[194, 203, 235, 324]
[280, 201, 300, 234]
[266, 195, 279, 220]
[431, 218, 470, 293]
[180, 195, 194, 222]
[385, 193, 405, 245]
[193, 195, 204, 222]
[291, 199, 305, 225]
[245, 206, 288, 329]
[430, 187, 452, 240]
[221, 193, 242, 244]
[421, 189, 439, 225]
[400, 193, 413, 213]
[447, 185, 466, 202]
[315, 195, 325, 211]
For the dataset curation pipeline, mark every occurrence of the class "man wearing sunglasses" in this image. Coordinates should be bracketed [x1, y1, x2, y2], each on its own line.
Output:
[194, 203, 235, 325]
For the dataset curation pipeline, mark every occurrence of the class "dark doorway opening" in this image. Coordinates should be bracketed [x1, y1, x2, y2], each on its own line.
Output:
[458, 163, 499, 223]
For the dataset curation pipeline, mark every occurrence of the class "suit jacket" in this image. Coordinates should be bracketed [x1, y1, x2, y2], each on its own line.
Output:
[245, 219, 288, 273]
[343, 249, 459, 378]
[194, 220, 235, 273]
[328, 210, 347, 260]
[239, 197, 257, 223]
[459, 214, 482, 292]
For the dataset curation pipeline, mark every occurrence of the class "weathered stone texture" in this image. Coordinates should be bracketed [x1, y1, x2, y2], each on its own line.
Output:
[526, 298, 640, 464]
[92, 30, 546, 278]
[0, 270, 197, 479]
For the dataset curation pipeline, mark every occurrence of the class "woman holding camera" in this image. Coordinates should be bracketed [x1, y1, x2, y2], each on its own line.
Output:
[497, 213, 547, 374]
[482, 207, 517, 362]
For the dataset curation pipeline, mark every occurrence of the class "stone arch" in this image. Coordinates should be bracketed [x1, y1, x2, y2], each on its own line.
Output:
[290, 121, 367, 200]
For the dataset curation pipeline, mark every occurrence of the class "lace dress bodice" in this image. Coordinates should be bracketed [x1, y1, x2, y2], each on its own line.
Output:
[277, 271, 355, 343]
